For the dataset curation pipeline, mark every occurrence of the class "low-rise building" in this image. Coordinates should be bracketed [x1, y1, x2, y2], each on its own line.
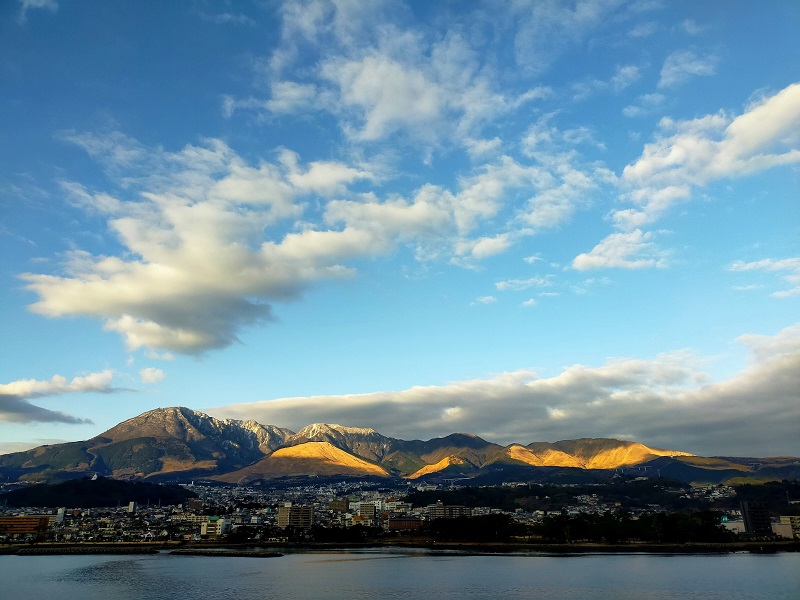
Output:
[201, 516, 230, 538]
[779, 515, 800, 539]
[0, 516, 50, 539]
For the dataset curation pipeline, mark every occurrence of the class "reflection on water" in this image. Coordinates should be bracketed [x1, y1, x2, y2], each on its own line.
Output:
[2, 549, 799, 600]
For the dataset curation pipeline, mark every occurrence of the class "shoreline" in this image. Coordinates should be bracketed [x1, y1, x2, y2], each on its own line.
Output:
[2, 539, 798, 556]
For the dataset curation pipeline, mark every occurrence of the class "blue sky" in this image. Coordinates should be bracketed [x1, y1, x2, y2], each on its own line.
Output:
[1, 0, 798, 457]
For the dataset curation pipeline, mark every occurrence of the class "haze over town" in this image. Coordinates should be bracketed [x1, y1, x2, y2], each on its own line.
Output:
[1, 0, 798, 458]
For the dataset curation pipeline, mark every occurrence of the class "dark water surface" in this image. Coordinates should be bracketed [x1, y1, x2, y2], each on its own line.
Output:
[2, 548, 798, 599]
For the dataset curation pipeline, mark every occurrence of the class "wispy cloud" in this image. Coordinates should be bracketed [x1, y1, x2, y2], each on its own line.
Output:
[658, 49, 717, 89]
[495, 276, 553, 292]
[17, 0, 57, 23]
[195, 10, 256, 27]
[730, 257, 800, 298]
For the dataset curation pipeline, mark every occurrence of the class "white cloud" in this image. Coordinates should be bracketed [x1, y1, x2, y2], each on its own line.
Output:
[230, 5, 552, 155]
[26, 131, 600, 353]
[210, 322, 800, 456]
[21, 136, 386, 354]
[279, 149, 374, 195]
[464, 137, 502, 158]
[518, 116, 610, 231]
[520, 298, 537, 308]
[611, 65, 641, 91]
[0, 370, 114, 399]
[572, 229, 669, 270]
[0, 370, 114, 424]
[730, 257, 800, 298]
[456, 234, 512, 261]
[658, 50, 717, 89]
[317, 31, 521, 149]
[267, 81, 318, 114]
[618, 83, 800, 227]
[139, 367, 165, 384]
[495, 276, 552, 292]
[322, 54, 445, 142]
[474, 296, 497, 305]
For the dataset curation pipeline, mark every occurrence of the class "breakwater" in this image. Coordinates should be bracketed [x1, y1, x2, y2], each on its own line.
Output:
[14, 545, 159, 555]
[170, 549, 283, 558]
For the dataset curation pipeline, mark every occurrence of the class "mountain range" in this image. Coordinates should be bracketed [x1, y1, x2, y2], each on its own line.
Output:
[1, 407, 798, 486]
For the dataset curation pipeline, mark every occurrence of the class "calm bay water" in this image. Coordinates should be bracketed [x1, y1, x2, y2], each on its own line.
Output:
[2, 548, 799, 600]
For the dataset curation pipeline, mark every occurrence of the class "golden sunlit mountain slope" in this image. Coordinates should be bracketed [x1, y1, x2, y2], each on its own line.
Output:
[410, 439, 696, 477]
[502, 444, 584, 468]
[407, 456, 472, 479]
[213, 441, 390, 484]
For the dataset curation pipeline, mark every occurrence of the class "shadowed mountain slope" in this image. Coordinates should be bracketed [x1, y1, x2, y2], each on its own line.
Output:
[0, 407, 795, 485]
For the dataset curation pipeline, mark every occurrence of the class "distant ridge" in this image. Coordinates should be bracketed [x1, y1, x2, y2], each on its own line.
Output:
[1, 406, 797, 485]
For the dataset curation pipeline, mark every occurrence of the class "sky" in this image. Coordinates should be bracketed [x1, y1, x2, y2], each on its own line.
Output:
[1, 0, 798, 458]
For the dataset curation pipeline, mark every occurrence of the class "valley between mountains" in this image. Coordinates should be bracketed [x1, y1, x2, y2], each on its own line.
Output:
[1, 407, 798, 486]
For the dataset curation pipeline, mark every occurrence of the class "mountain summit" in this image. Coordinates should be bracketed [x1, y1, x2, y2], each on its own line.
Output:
[1, 407, 795, 485]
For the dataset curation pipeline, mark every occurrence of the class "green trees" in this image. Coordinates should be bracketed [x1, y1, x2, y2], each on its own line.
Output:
[533, 511, 735, 544]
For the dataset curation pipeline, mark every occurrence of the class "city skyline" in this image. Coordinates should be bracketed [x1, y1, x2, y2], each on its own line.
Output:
[1, 0, 798, 457]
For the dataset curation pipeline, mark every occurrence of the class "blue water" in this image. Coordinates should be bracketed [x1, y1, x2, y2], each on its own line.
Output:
[2, 548, 799, 599]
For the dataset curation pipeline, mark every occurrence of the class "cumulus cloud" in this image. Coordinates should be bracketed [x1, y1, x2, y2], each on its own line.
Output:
[322, 54, 445, 142]
[0, 370, 115, 424]
[572, 229, 669, 270]
[0, 370, 115, 399]
[21, 137, 381, 354]
[616, 83, 800, 228]
[211, 323, 800, 456]
[24, 130, 601, 353]
[140, 367, 165, 384]
[585, 84, 800, 273]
